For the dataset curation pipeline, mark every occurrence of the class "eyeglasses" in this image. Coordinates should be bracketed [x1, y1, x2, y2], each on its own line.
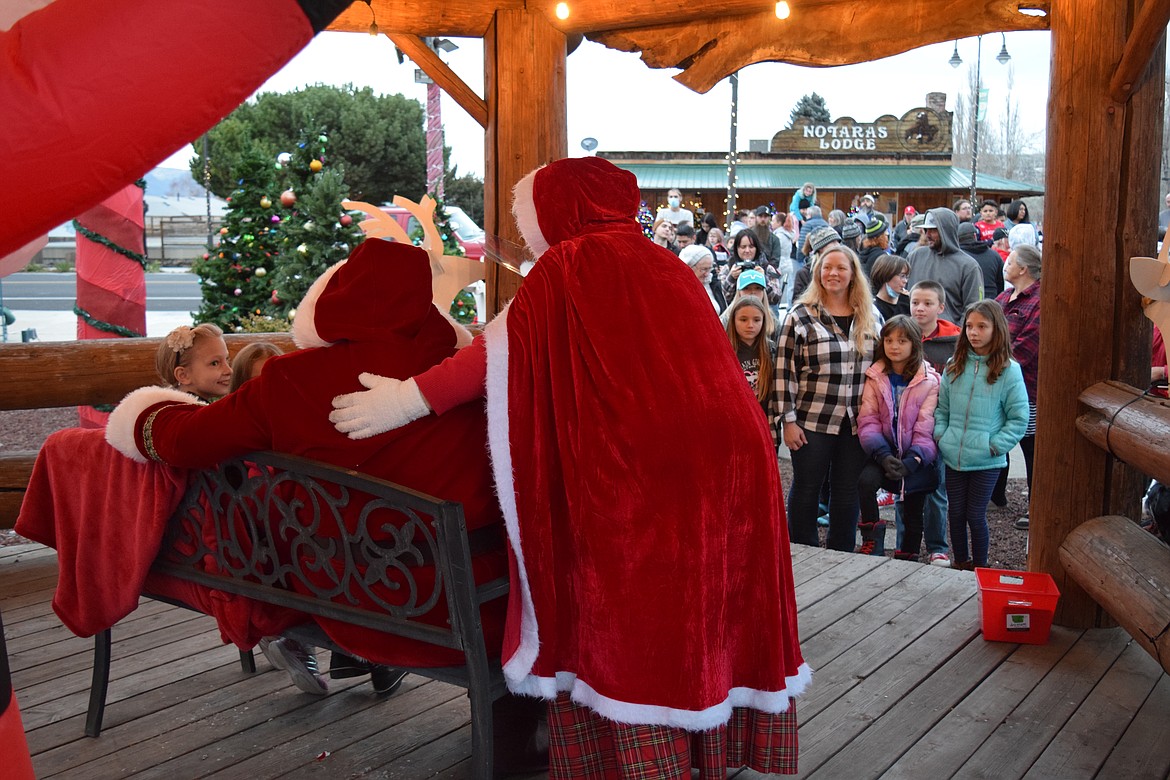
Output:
[898, 272, 910, 278]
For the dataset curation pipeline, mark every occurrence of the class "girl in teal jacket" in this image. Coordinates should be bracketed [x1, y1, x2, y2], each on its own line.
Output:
[934, 300, 1029, 569]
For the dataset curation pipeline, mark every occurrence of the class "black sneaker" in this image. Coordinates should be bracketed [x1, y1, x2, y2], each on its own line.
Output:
[370, 666, 408, 696]
[329, 651, 372, 680]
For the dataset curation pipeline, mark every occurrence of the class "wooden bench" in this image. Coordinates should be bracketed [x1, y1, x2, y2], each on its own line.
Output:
[84, 451, 510, 780]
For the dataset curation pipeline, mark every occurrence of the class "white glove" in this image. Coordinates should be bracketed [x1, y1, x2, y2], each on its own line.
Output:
[329, 373, 431, 439]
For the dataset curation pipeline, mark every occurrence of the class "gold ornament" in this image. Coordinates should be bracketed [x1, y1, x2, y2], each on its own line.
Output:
[309, 159, 323, 172]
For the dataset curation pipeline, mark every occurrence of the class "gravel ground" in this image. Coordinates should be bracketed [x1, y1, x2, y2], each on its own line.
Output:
[1, 408, 1030, 569]
[777, 458, 1029, 571]
[1, 407, 78, 547]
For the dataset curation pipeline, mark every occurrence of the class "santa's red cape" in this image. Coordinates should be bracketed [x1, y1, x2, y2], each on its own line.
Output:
[483, 157, 809, 729]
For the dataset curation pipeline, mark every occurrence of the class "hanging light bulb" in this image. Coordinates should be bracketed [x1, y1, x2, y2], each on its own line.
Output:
[948, 41, 963, 68]
[996, 33, 1012, 65]
[555, 2, 570, 20]
[775, 1, 791, 19]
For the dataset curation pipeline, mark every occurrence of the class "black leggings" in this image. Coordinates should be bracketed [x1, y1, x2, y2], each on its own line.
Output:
[858, 460, 928, 556]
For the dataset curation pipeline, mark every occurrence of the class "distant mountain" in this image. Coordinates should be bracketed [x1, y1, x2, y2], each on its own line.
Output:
[144, 167, 207, 198]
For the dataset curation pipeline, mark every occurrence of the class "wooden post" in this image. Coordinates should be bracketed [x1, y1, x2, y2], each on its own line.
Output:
[483, 9, 567, 318]
[1032, 0, 1166, 627]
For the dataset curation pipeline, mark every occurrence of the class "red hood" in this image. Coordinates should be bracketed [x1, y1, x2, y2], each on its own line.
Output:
[925, 318, 962, 340]
[512, 157, 641, 256]
[291, 238, 453, 353]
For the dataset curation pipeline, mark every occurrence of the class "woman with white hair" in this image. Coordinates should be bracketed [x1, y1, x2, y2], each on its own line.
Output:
[680, 243, 725, 313]
[992, 244, 1042, 528]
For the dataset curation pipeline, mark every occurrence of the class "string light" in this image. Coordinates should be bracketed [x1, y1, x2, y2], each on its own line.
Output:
[775, 1, 791, 19]
[555, 2, 570, 20]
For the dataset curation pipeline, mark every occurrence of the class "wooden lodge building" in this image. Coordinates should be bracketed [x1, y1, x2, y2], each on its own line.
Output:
[603, 93, 1044, 223]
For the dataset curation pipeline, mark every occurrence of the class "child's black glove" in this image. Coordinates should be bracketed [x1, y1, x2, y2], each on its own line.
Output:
[880, 454, 905, 481]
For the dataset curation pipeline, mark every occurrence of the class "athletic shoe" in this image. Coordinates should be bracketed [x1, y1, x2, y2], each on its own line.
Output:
[856, 539, 876, 556]
[876, 490, 896, 507]
[329, 651, 372, 679]
[816, 513, 829, 527]
[261, 638, 328, 695]
[370, 666, 408, 696]
[1014, 517, 1029, 530]
[929, 552, 951, 568]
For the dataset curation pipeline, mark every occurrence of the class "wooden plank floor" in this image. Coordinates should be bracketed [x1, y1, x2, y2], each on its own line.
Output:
[5, 542, 1170, 779]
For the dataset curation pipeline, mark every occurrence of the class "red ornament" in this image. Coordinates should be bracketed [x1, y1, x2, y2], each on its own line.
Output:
[280, 189, 297, 207]
[340, 214, 353, 226]
[271, 290, 280, 304]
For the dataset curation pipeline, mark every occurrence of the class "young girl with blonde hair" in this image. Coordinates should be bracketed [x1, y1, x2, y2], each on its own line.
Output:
[155, 323, 231, 401]
[227, 341, 283, 394]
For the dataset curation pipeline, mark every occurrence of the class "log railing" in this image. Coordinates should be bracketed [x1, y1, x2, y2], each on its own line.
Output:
[1070, 381, 1170, 675]
[0, 334, 297, 528]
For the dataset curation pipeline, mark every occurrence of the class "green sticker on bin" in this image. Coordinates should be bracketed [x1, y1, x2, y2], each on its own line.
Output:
[1007, 613, 1030, 631]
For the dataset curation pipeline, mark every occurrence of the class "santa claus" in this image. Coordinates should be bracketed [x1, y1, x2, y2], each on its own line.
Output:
[331, 156, 810, 776]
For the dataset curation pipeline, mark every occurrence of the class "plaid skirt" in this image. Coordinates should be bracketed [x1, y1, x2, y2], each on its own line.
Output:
[547, 693, 799, 778]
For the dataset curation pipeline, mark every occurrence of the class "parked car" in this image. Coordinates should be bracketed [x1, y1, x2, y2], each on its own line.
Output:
[378, 204, 484, 261]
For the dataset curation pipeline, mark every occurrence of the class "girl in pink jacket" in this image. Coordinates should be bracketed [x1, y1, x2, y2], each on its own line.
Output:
[856, 315, 941, 560]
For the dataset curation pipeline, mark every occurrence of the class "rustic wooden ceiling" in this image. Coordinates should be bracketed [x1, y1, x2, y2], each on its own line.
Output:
[327, 1, 1051, 93]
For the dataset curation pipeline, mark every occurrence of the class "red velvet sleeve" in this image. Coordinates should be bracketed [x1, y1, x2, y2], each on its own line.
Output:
[414, 334, 488, 416]
[138, 385, 273, 469]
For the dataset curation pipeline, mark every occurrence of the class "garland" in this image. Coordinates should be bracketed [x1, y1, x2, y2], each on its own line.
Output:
[72, 178, 150, 268]
[72, 220, 148, 268]
[73, 304, 145, 339]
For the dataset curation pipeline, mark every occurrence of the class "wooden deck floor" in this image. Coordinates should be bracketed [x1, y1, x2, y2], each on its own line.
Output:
[5, 541, 1170, 779]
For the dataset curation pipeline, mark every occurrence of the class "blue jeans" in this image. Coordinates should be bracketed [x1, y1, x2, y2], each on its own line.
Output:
[895, 460, 949, 555]
[788, 427, 868, 551]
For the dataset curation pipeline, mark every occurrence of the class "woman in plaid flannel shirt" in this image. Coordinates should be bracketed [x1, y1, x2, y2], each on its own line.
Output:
[777, 246, 882, 551]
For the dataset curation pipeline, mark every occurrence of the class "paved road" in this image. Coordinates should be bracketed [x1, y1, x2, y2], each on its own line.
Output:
[0, 271, 200, 312]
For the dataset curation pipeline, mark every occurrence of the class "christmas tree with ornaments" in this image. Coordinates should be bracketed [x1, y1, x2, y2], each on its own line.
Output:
[267, 129, 364, 321]
[192, 152, 285, 331]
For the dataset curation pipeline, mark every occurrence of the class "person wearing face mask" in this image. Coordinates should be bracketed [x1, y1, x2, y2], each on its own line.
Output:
[655, 187, 695, 229]
[870, 254, 912, 321]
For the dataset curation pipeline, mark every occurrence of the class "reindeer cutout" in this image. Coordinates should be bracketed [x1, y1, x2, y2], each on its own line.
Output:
[1129, 238, 1170, 340]
[343, 195, 485, 313]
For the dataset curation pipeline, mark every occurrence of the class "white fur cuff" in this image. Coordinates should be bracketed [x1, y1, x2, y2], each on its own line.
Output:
[106, 386, 204, 463]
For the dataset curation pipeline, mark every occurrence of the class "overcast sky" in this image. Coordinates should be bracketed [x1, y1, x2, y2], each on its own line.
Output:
[161, 30, 1053, 180]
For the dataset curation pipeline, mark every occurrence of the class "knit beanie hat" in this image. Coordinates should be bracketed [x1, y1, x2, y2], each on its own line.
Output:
[865, 215, 887, 238]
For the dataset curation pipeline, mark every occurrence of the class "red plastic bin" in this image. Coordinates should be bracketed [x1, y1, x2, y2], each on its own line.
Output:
[975, 568, 1061, 644]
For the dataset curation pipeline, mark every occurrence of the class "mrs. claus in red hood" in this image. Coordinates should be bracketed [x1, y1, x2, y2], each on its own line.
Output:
[331, 157, 810, 777]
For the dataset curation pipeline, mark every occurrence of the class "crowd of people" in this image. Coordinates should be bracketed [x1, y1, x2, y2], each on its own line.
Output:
[659, 185, 1044, 568]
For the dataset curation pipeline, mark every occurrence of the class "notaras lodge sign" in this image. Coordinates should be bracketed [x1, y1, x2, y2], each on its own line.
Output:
[770, 105, 953, 157]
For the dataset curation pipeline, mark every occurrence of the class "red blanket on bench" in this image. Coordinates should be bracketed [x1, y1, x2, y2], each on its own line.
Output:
[15, 428, 302, 645]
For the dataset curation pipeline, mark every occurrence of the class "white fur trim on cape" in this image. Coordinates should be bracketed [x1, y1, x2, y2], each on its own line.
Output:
[105, 386, 205, 463]
[290, 259, 346, 349]
[483, 303, 813, 730]
[511, 168, 549, 259]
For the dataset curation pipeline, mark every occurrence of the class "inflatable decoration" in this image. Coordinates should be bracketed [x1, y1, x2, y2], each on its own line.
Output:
[0, 0, 353, 258]
[74, 182, 148, 428]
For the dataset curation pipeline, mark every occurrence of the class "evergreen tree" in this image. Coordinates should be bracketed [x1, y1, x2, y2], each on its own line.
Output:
[788, 93, 832, 127]
[193, 152, 284, 330]
[268, 129, 364, 320]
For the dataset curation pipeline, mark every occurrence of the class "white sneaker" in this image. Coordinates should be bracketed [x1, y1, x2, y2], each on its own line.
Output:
[929, 552, 951, 568]
[261, 637, 328, 695]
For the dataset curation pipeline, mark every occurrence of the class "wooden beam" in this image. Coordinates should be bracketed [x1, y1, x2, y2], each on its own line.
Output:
[327, 1, 523, 37]
[1109, 0, 1170, 103]
[592, 0, 1050, 93]
[1077, 381, 1170, 484]
[1060, 516, 1170, 676]
[483, 9, 567, 317]
[1030, 0, 1159, 629]
[385, 33, 488, 129]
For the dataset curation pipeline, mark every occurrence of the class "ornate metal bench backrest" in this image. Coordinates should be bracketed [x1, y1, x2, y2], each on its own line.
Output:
[153, 451, 495, 652]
